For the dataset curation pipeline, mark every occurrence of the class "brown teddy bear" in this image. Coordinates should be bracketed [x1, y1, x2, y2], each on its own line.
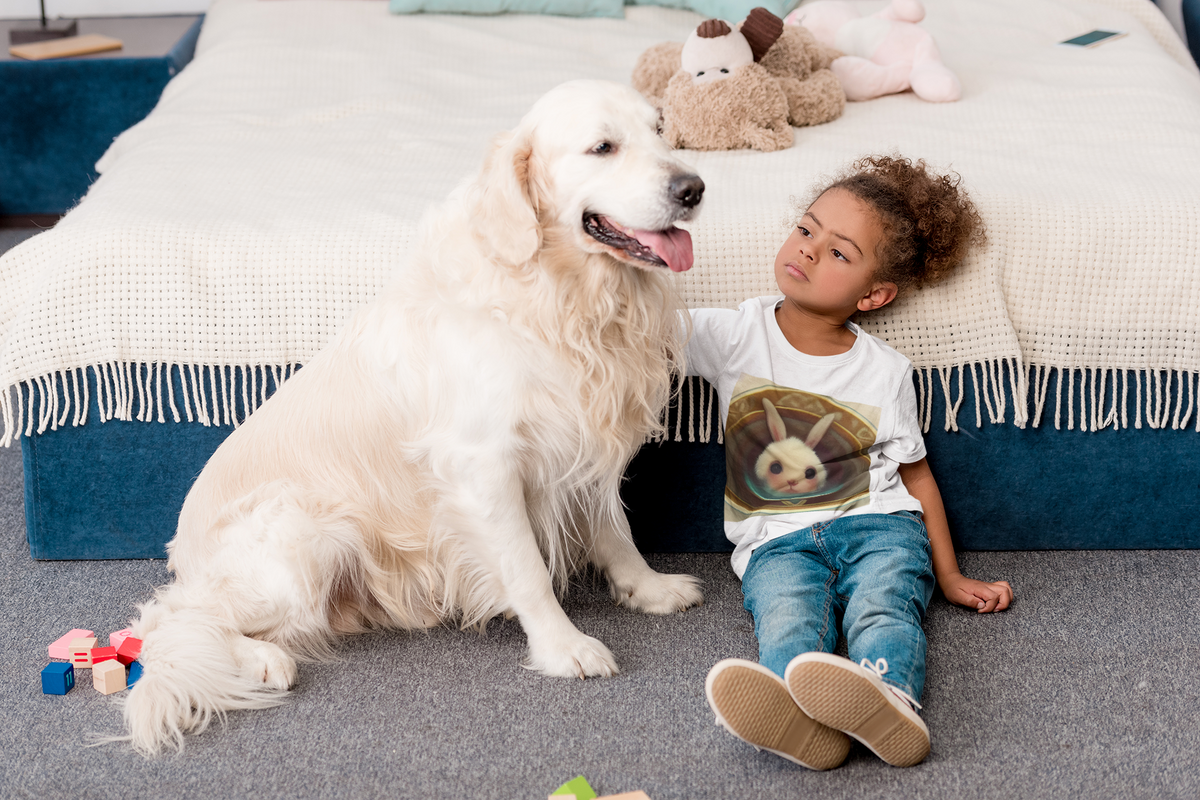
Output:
[632, 8, 846, 152]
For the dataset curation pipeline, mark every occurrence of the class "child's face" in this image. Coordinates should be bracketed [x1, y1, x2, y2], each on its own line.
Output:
[774, 188, 893, 318]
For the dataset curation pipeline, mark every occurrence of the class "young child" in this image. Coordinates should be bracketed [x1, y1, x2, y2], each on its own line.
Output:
[691, 156, 1013, 770]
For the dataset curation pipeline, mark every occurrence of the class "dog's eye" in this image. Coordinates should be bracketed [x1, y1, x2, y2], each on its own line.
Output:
[591, 141, 615, 155]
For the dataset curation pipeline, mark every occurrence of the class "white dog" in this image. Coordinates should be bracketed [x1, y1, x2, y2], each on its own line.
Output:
[119, 80, 707, 755]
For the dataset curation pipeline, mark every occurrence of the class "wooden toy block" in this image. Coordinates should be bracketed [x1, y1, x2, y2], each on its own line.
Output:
[595, 793, 651, 800]
[109, 628, 134, 649]
[550, 796, 576, 800]
[91, 646, 118, 664]
[48, 628, 94, 660]
[93, 659, 126, 694]
[70, 637, 99, 668]
[41, 662, 75, 695]
[127, 660, 144, 687]
[116, 636, 143, 666]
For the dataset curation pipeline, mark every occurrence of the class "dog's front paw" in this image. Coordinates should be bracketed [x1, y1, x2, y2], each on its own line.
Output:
[611, 572, 703, 615]
[526, 633, 619, 679]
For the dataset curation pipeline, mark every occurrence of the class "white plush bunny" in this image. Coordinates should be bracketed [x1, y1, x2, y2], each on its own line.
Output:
[754, 398, 840, 497]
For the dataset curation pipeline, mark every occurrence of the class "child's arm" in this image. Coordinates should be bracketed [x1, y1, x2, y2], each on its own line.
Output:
[898, 458, 1013, 613]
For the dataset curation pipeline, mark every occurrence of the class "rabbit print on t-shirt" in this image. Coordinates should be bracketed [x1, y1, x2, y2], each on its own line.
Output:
[723, 376, 878, 521]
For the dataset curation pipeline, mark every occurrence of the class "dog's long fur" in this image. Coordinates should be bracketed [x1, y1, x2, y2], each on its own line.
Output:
[118, 80, 707, 755]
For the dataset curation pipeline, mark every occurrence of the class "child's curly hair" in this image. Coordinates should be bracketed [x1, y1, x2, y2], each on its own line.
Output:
[805, 155, 986, 295]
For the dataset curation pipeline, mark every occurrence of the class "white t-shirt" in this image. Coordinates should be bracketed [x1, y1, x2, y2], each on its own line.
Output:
[686, 296, 926, 578]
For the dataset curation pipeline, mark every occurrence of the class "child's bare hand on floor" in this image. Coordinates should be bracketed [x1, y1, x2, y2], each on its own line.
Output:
[941, 575, 1013, 613]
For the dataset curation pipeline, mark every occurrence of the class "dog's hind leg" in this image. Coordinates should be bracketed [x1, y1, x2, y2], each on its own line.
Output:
[229, 635, 298, 692]
[586, 494, 704, 615]
[120, 592, 292, 756]
[122, 484, 358, 754]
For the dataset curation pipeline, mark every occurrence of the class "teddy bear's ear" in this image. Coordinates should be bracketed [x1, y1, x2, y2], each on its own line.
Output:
[741, 7, 783, 62]
[696, 19, 732, 38]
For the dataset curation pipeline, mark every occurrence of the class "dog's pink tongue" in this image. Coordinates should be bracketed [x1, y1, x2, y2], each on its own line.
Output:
[634, 227, 694, 272]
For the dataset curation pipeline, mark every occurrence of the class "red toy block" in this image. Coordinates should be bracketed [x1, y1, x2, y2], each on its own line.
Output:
[91, 646, 118, 664]
[116, 636, 143, 666]
[48, 629, 94, 660]
[70, 637, 99, 668]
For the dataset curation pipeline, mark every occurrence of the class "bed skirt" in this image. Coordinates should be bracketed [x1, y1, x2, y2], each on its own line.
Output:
[19, 365, 1200, 559]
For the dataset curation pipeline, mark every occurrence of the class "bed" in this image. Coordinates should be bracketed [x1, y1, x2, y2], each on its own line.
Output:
[3, 0, 1199, 559]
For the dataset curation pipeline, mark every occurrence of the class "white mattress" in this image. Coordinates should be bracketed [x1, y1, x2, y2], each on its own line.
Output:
[1, 0, 1197, 443]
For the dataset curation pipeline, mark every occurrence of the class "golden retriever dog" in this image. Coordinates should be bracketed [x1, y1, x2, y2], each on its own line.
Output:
[118, 80, 707, 755]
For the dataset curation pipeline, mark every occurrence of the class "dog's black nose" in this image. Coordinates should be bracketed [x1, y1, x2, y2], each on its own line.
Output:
[671, 174, 705, 209]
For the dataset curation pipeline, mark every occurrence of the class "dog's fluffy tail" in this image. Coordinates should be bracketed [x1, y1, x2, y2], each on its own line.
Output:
[111, 603, 289, 757]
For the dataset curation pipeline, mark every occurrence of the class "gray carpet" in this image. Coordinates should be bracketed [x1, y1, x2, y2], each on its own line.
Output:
[2, 228, 1200, 798]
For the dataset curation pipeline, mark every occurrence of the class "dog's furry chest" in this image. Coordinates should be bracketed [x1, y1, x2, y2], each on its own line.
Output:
[488, 323, 660, 482]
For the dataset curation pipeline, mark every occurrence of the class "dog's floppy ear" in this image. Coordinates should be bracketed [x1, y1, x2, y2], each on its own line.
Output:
[471, 129, 542, 266]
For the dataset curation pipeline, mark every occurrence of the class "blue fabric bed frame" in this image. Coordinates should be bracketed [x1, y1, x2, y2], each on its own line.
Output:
[21, 366, 1200, 559]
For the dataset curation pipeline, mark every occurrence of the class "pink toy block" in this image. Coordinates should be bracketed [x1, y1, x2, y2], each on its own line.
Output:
[108, 628, 133, 649]
[48, 629, 94, 660]
[93, 659, 126, 695]
[70, 637, 99, 668]
[116, 636, 143, 666]
[91, 646, 118, 664]
[596, 793, 651, 800]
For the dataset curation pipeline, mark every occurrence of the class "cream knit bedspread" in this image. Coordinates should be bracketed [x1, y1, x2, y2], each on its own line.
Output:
[1, 0, 1197, 444]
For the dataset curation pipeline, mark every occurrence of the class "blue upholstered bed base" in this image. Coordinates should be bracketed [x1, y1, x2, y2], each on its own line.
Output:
[22, 366, 1200, 559]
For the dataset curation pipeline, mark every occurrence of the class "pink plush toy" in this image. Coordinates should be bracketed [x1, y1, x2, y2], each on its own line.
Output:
[784, 0, 961, 102]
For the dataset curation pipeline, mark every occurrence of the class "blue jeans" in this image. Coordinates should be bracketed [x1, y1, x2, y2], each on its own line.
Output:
[740, 511, 936, 704]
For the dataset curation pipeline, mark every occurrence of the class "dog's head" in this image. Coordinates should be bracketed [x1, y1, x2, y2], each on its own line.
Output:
[471, 80, 704, 273]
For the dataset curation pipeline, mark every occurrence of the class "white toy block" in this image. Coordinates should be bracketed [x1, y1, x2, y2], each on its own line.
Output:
[93, 659, 126, 695]
[69, 637, 99, 668]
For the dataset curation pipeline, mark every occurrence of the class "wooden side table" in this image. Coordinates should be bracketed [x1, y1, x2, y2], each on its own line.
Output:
[0, 15, 203, 222]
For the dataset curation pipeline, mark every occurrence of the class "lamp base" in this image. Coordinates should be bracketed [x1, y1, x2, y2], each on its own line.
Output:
[9, 19, 78, 45]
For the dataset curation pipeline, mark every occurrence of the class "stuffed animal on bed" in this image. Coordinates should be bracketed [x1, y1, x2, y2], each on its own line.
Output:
[631, 8, 845, 152]
[784, 0, 961, 102]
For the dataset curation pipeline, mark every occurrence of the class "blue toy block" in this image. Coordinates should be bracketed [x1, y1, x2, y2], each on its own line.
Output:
[41, 662, 75, 695]
[127, 660, 144, 687]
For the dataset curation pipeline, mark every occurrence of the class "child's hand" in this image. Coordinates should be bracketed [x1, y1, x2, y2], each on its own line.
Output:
[941, 574, 1013, 613]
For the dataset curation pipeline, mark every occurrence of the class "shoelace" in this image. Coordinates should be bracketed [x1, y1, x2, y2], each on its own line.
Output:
[859, 657, 889, 678]
[859, 657, 923, 711]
